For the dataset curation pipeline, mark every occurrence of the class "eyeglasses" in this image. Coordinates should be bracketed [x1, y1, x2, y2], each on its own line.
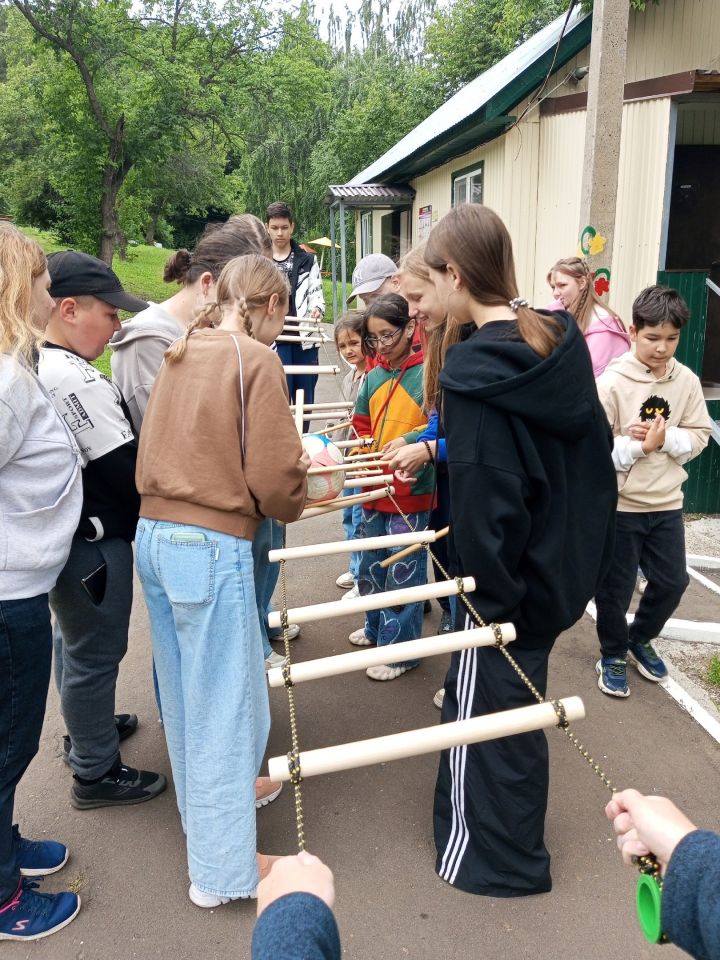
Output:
[364, 328, 403, 348]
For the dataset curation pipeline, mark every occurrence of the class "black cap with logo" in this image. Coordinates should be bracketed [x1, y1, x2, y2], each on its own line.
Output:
[48, 251, 149, 313]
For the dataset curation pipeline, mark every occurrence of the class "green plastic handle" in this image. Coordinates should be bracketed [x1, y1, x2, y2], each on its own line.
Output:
[636, 873, 664, 944]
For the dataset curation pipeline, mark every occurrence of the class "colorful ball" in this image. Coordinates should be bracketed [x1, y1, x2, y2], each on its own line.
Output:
[303, 434, 346, 504]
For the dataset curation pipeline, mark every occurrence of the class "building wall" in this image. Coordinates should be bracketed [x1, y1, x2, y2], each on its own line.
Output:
[676, 100, 720, 145]
[533, 109, 586, 303]
[624, 0, 720, 82]
[610, 97, 674, 323]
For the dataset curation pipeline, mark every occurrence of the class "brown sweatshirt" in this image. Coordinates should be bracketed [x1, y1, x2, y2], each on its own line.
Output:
[136, 329, 307, 539]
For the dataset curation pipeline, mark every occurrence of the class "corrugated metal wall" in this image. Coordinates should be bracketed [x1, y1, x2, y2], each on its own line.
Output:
[533, 110, 586, 304]
[611, 97, 673, 323]
[625, 0, 720, 83]
[676, 102, 720, 145]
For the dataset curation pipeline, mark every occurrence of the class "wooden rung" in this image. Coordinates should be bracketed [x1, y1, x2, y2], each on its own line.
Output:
[269, 529, 441, 562]
[267, 697, 585, 781]
[267, 576, 475, 628]
[267, 624, 516, 687]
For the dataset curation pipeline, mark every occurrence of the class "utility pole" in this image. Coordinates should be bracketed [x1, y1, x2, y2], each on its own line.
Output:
[578, 0, 630, 296]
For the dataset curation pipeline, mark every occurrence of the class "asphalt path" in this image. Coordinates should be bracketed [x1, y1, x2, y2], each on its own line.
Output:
[11, 356, 720, 960]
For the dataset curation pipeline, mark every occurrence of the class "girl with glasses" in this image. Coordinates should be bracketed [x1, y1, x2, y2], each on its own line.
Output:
[348, 293, 435, 681]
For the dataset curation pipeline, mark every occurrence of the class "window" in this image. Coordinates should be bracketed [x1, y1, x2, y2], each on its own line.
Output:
[452, 163, 484, 207]
[360, 211, 373, 256]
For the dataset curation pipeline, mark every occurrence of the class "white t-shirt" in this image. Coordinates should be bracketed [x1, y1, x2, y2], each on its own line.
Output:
[38, 346, 135, 467]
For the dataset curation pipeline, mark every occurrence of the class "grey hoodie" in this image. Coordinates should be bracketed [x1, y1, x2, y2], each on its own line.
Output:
[109, 302, 183, 434]
[0, 356, 82, 599]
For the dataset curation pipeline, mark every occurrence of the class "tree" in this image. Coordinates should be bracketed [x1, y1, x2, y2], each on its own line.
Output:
[8, 0, 273, 261]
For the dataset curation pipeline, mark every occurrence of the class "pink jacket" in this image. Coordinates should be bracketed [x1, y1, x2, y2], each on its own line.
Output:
[546, 300, 630, 377]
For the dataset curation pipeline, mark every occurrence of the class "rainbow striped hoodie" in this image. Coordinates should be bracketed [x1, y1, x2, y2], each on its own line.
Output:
[352, 347, 434, 513]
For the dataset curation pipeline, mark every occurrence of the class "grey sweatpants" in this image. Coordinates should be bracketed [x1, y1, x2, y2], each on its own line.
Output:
[51, 536, 133, 780]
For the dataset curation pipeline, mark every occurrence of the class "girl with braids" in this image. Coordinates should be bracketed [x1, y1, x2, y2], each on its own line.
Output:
[134, 254, 308, 908]
[425, 205, 617, 898]
[111, 214, 272, 433]
[547, 256, 630, 376]
[0, 225, 82, 940]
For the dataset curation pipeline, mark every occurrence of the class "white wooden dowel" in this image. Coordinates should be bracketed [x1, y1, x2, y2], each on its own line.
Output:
[345, 450, 384, 460]
[301, 412, 352, 423]
[268, 697, 585, 781]
[294, 389, 304, 436]
[343, 474, 394, 488]
[290, 401, 354, 411]
[267, 624, 516, 688]
[334, 438, 371, 449]
[284, 366, 339, 375]
[285, 315, 325, 323]
[298, 486, 392, 520]
[308, 461, 385, 475]
[277, 335, 325, 344]
[268, 576, 475, 629]
[269, 529, 441, 563]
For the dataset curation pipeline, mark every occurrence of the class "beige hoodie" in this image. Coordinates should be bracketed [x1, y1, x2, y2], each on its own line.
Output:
[596, 351, 712, 512]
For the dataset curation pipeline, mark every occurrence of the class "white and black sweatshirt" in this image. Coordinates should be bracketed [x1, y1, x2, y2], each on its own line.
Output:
[38, 344, 140, 542]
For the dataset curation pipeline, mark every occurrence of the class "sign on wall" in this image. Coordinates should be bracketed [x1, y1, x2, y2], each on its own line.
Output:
[418, 204, 432, 241]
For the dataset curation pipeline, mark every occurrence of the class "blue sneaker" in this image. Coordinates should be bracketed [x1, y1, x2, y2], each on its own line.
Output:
[13, 826, 68, 877]
[628, 640, 668, 682]
[596, 657, 630, 698]
[0, 879, 80, 941]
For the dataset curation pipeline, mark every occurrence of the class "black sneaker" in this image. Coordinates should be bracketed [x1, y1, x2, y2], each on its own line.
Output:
[439, 610, 454, 633]
[71, 762, 167, 810]
[62, 714, 138, 765]
[423, 599, 432, 615]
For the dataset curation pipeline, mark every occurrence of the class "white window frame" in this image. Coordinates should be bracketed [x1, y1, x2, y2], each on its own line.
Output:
[452, 164, 484, 207]
[360, 211, 374, 256]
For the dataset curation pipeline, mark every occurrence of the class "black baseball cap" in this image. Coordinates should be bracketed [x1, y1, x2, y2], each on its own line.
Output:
[48, 251, 148, 312]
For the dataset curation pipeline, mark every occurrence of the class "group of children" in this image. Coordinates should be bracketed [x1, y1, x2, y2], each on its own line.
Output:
[0, 197, 714, 946]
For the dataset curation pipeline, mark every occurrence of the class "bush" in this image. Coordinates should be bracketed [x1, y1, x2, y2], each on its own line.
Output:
[706, 655, 720, 688]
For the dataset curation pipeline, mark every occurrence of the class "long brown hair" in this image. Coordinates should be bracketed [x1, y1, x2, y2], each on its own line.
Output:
[547, 256, 623, 334]
[165, 254, 288, 363]
[425, 205, 561, 359]
[0, 223, 47, 364]
[163, 215, 271, 286]
[399, 242, 463, 413]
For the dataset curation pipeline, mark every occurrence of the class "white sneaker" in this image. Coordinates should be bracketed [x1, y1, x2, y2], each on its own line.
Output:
[255, 777, 283, 808]
[366, 664, 414, 681]
[189, 884, 235, 908]
[336, 571, 355, 589]
[433, 688, 445, 709]
[342, 584, 361, 601]
[348, 627, 373, 646]
[270, 623, 300, 641]
[264, 650, 287, 671]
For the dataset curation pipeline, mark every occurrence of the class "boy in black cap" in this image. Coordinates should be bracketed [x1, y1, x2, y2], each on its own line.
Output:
[38, 251, 166, 809]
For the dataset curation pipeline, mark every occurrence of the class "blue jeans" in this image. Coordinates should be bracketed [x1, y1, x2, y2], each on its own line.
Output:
[0, 595, 53, 904]
[596, 509, 689, 659]
[135, 520, 270, 898]
[357, 509, 430, 668]
[342, 488, 364, 582]
[252, 519, 284, 657]
[276, 343, 319, 433]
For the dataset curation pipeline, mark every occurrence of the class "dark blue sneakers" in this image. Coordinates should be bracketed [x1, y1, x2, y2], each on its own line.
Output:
[628, 640, 668, 681]
[14, 826, 68, 877]
[596, 657, 630, 697]
[0, 879, 80, 941]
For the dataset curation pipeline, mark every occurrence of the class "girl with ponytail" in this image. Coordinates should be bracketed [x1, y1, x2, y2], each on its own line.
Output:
[111, 215, 272, 433]
[424, 205, 617, 899]
[134, 253, 308, 909]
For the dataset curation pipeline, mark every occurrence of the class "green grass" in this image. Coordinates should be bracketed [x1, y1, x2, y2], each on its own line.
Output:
[707, 655, 720, 688]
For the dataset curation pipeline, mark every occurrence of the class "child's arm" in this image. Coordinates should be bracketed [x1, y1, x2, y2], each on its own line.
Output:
[597, 380, 647, 472]
[661, 379, 713, 464]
